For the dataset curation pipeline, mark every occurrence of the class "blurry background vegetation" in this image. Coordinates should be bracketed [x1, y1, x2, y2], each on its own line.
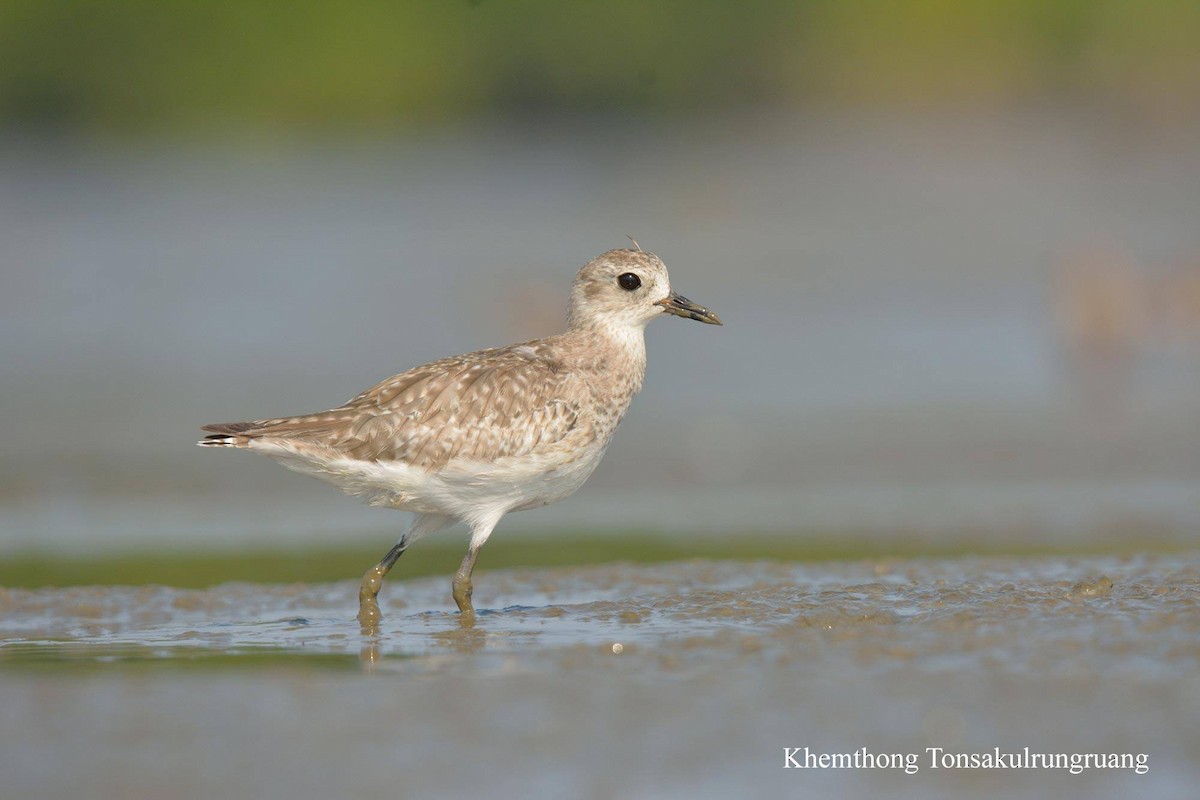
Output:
[2, 0, 1198, 135]
[3, 1, 1200, 585]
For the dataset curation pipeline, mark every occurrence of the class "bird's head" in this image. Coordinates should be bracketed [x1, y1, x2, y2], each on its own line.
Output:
[567, 248, 722, 332]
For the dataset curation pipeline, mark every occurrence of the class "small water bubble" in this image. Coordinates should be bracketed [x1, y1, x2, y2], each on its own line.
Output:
[1067, 576, 1114, 599]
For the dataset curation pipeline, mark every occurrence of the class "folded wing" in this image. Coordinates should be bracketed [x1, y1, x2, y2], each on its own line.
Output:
[201, 344, 587, 471]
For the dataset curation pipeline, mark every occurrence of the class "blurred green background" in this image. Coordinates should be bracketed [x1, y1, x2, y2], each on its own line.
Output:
[2, 1, 1199, 586]
[2, 0, 1198, 134]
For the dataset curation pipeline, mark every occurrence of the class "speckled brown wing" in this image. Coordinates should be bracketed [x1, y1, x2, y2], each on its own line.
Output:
[203, 343, 589, 470]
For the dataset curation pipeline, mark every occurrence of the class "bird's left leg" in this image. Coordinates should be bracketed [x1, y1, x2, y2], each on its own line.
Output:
[453, 514, 502, 626]
[358, 513, 451, 629]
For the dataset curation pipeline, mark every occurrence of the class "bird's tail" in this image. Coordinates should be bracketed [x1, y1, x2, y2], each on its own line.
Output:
[197, 412, 350, 448]
[197, 421, 260, 448]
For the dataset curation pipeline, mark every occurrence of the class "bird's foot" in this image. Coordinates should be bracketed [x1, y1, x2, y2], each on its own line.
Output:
[452, 579, 476, 627]
[357, 563, 386, 631]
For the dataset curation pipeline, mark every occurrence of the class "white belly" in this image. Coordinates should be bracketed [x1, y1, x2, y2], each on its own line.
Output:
[258, 439, 609, 523]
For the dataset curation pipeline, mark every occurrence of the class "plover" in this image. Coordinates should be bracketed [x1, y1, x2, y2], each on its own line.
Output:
[199, 247, 721, 627]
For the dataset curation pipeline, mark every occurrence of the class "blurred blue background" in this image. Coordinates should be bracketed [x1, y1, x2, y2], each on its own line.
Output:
[2, 1, 1198, 555]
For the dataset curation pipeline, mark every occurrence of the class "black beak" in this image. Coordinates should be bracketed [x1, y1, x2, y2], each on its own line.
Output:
[656, 291, 723, 325]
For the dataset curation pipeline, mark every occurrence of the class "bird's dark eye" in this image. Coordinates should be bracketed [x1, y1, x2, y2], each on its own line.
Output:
[617, 272, 641, 291]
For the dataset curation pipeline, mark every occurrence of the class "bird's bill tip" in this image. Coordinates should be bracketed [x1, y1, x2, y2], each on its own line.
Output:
[656, 291, 722, 325]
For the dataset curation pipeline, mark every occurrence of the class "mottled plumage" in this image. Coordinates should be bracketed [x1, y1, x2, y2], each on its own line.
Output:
[199, 247, 721, 626]
[207, 340, 588, 471]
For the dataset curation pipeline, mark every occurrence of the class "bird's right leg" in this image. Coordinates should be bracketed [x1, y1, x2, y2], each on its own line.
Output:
[451, 546, 480, 625]
[452, 514, 502, 627]
[358, 513, 451, 630]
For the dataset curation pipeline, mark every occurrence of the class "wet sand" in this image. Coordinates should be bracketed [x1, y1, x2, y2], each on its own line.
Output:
[3, 554, 1199, 798]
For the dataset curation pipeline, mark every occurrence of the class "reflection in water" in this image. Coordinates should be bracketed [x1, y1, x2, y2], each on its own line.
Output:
[360, 639, 381, 673]
[359, 625, 488, 671]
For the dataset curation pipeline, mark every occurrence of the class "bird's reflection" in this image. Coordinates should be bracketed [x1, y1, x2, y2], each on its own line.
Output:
[357, 614, 488, 672]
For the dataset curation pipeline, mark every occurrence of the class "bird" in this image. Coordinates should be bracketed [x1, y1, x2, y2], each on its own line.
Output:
[198, 246, 721, 628]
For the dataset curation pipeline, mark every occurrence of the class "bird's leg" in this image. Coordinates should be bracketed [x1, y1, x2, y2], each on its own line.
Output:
[453, 513, 500, 627]
[452, 545, 481, 626]
[357, 539, 407, 630]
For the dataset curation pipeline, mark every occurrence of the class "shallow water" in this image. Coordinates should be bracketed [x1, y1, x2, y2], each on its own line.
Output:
[3, 555, 1199, 799]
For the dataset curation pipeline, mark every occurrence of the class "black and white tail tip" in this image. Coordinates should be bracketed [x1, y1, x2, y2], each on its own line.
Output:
[197, 434, 241, 447]
[197, 421, 258, 448]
